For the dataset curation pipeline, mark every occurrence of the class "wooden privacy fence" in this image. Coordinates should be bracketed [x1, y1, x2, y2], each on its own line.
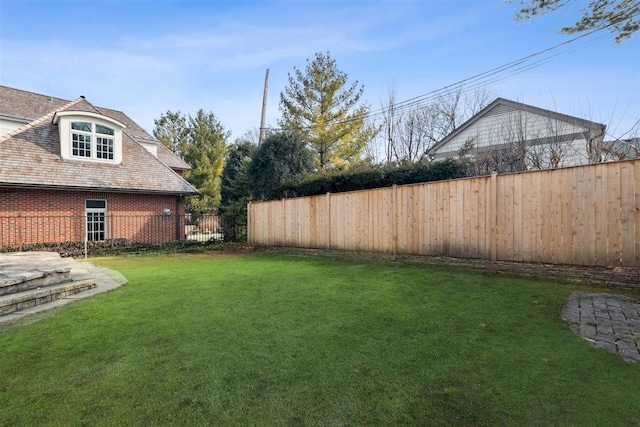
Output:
[248, 159, 640, 268]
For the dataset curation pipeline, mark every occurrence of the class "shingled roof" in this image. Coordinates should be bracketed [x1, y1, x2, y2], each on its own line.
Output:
[156, 142, 191, 171]
[0, 86, 198, 195]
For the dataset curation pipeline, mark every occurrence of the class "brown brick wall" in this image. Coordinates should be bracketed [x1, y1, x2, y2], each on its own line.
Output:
[0, 189, 187, 246]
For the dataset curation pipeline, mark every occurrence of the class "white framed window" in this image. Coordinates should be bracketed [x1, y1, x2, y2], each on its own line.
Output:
[85, 199, 107, 242]
[54, 111, 125, 164]
[71, 122, 92, 158]
[71, 122, 115, 161]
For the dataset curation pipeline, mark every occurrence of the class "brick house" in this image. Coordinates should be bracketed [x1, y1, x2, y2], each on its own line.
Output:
[0, 86, 199, 248]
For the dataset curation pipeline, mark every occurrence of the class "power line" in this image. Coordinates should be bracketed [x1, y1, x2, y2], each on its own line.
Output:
[267, 5, 639, 134]
[367, 2, 640, 118]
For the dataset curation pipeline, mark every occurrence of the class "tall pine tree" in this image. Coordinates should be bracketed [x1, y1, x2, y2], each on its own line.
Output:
[184, 109, 228, 209]
[153, 110, 189, 156]
[220, 136, 257, 240]
[153, 109, 228, 209]
[279, 52, 377, 170]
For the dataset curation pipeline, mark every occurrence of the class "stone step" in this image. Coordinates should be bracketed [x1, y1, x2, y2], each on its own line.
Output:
[0, 252, 72, 296]
[0, 279, 97, 316]
[0, 252, 128, 328]
[0, 269, 72, 296]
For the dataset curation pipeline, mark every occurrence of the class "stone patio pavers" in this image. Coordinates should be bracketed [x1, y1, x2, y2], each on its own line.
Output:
[563, 292, 640, 363]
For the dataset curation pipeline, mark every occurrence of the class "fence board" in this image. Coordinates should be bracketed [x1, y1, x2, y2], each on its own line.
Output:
[620, 162, 636, 266]
[584, 164, 598, 265]
[497, 174, 513, 261]
[456, 180, 465, 257]
[571, 167, 586, 265]
[635, 163, 640, 266]
[594, 164, 608, 264]
[489, 173, 498, 261]
[551, 170, 563, 264]
[333, 194, 344, 250]
[538, 170, 551, 264]
[512, 173, 523, 262]
[478, 177, 489, 259]
[405, 186, 416, 254]
[416, 185, 425, 255]
[524, 172, 537, 263]
[559, 168, 574, 264]
[448, 180, 459, 257]
[427, 184, 437, 255]
[468, 178, 478, 258]
[443, 183, 451, 256]
[344, 193, 353, 251]
[412, 186, 421, 254]
[457, 180, 468, 258]
[607, 163, 622, 266]
[397, 186, 407, 254]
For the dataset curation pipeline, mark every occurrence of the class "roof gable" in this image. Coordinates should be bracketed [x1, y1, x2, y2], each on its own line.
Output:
[428, 97, 605, 156]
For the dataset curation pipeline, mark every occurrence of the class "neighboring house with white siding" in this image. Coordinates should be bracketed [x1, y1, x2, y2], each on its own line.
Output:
[426, 98, 606, 172]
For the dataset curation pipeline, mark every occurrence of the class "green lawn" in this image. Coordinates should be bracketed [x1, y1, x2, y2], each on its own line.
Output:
[1, 253, 639, 426]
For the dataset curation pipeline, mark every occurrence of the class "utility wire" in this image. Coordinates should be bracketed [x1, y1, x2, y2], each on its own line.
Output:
[266, 5, 639, 134]
[364, 1, 640, 118]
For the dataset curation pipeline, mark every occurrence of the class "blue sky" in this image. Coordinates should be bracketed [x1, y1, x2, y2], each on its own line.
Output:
[1, 0, 638, 146]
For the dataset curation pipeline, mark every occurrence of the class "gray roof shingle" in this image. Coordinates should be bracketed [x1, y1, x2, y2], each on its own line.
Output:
[0, 86, 70, 120]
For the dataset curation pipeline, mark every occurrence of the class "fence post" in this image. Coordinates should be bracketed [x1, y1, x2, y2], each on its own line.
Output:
[490, 171, 498, 262]
[393, 184, 398, 256]
[175, 197, 181, 242]
[326, 192, 331, 250]
[282, 198, 286, 247]
[246, 202, 251, 244]
[17, 214, 23, 252]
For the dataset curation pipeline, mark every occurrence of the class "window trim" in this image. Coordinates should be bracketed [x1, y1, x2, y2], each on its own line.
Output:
[69, 121, 115, 161]
[96, 135, 115, 160]
[71, 130, 92, 158]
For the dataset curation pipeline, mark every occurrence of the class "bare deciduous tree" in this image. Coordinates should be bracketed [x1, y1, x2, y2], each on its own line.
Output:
[585, 117, 639, 163]
[379, 85, 494, 164]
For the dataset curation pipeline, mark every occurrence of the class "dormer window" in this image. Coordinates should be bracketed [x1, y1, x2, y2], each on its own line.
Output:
[70, 121, 115, 160]
[54, 112, 125, 164]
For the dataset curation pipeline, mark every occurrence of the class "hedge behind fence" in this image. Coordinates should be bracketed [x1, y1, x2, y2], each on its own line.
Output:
[275, 159, 465, 200]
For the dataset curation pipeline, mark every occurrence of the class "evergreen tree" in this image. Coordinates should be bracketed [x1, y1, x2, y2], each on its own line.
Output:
[184, 109, 229, 209]
[153, 109, 229, 210]
[247, 132, 313, 200]
[220, 137, 257, 240]
[279, 51, 377, 170]
[153, 110, 189, 156]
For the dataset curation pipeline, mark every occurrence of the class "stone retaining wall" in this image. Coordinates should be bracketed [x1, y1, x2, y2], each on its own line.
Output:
[258, 247, 640, 294]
